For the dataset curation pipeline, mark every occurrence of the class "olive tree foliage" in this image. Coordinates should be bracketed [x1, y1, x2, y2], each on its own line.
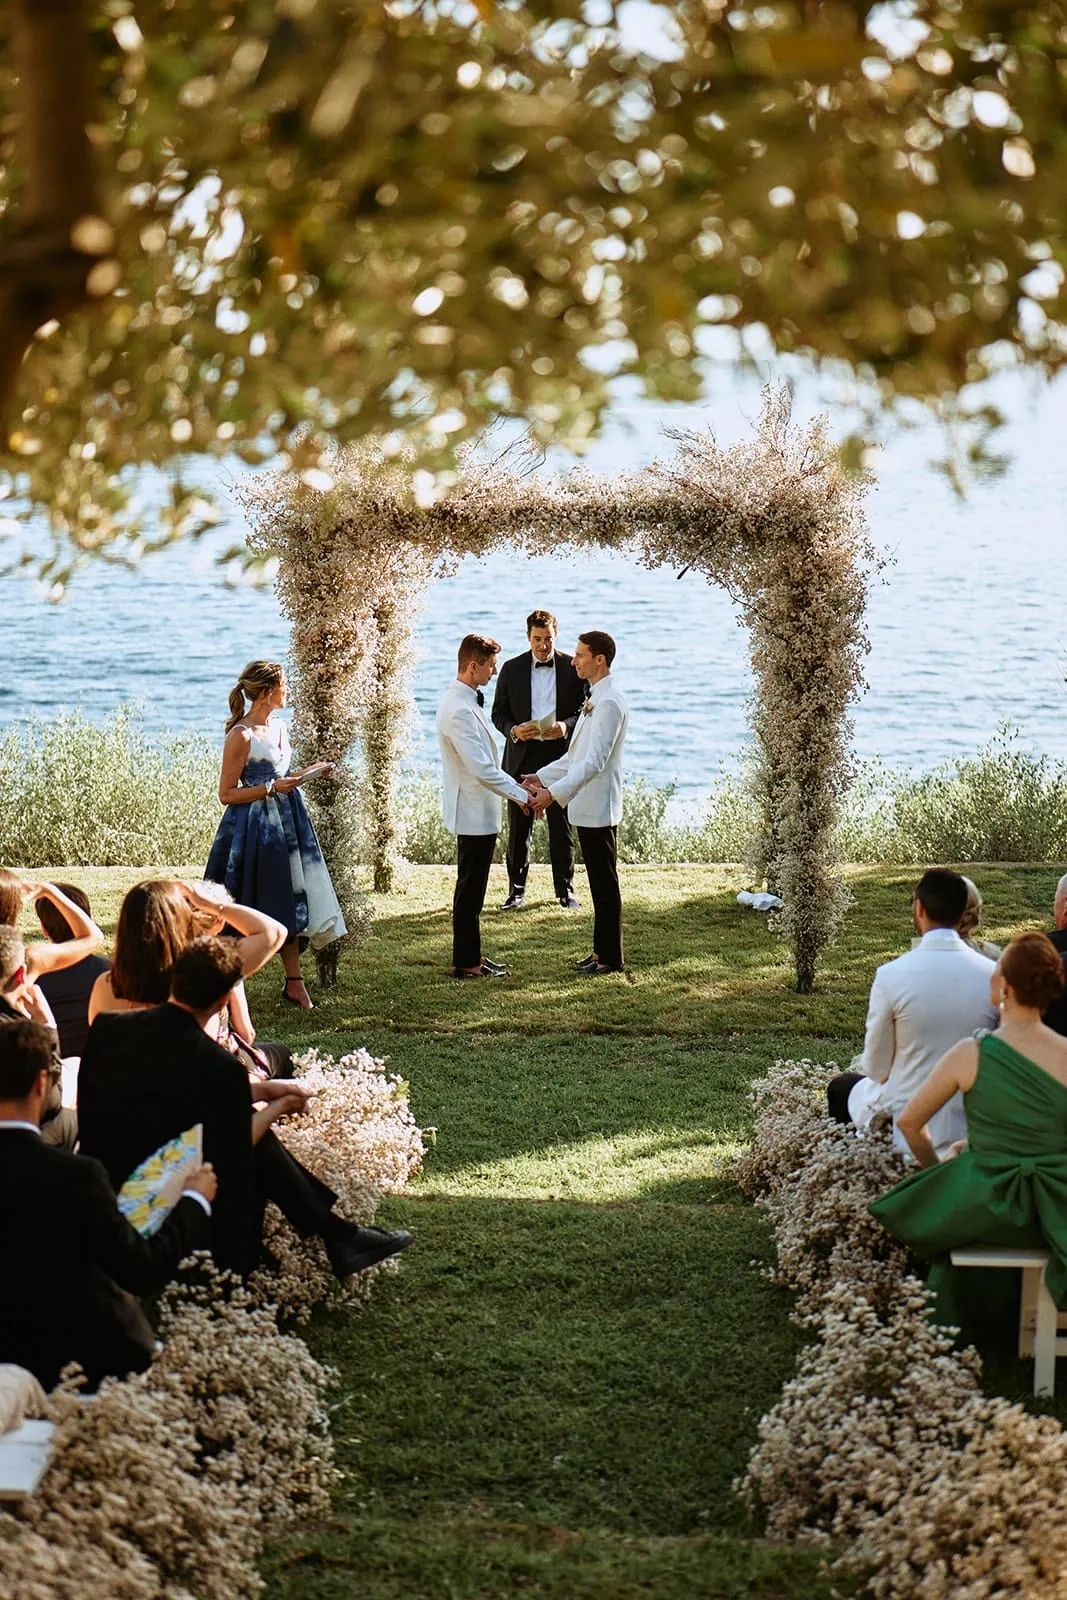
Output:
[248, 388, 874, 991]
[3, 0, 1067, 586]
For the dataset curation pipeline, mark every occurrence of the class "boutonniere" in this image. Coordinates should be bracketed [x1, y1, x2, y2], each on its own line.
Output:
[581, 699, 594, 716]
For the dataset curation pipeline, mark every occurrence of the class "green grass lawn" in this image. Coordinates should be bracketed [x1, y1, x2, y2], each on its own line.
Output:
[24, 862, 1065, 1598]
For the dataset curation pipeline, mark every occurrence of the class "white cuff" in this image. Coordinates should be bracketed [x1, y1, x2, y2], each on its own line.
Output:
[180, 1190, 212, 1217]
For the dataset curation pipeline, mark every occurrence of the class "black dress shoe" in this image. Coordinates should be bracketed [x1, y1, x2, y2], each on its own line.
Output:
[326, 1226, 413, 1279]
[559, 893, 581, 910]
[500, 891, 526, 910]
[585, 962, 623, 976]
[573, 954, 599, 971]
[453, 965, 507, 979]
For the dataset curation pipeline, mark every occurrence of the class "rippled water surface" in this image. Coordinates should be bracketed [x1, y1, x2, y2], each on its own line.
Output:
[5, 374, 1066, 801]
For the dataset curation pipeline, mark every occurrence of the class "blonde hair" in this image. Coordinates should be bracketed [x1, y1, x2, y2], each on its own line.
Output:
[226, 660, 284, 732]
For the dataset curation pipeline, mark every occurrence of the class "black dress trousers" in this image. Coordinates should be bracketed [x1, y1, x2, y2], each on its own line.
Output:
[453, 833, 497, 968]
[577, 825, 623, 970]
[505, 793, 575, 898]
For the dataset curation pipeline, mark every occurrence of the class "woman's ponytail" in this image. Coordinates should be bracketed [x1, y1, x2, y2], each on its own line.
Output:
[225, 684, 246, 733]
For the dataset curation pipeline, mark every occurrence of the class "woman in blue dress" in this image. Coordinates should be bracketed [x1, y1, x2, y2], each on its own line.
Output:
[205, 660, 345, 1009]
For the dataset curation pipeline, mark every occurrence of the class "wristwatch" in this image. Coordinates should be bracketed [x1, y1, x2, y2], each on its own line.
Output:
[264, 778, 277, 799]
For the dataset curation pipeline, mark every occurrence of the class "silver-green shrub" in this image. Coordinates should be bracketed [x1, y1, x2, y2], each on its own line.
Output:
[0, 709, 219, 867]
[837, 727, 1067, 864]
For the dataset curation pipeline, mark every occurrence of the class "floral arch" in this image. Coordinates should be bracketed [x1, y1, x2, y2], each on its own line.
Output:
[245, 389, 877, 993]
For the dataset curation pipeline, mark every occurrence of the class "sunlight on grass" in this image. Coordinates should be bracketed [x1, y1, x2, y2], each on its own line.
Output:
[421, 1126, 747, 1202]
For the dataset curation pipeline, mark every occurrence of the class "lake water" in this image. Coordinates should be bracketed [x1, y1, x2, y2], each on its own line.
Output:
[4, 370, 1066, 803]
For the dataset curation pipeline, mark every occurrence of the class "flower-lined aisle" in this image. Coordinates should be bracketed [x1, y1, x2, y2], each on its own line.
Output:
[0, 1049, 424, 1600]
[737, 1060, 1067, 1599]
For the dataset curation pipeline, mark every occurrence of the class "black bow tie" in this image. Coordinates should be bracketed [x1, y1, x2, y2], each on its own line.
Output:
[533, 660, 553, 668]
[476, 690, 484, 707]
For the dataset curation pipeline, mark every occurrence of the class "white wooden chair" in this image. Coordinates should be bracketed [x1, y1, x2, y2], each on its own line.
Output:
[949, 1246, 1067, 1397]
[0, 1419, 54, 1501]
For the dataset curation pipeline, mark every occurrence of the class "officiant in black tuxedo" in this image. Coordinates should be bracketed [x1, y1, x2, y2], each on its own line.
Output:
[491, 609, 586, 910]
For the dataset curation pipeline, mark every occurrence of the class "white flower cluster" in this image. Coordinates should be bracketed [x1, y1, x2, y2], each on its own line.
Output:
[254, 1046, 427, 1322]
[736, 1058, 1067, 1596]
[0, 1046, 424, 1598]
[243, 387, 874, 991]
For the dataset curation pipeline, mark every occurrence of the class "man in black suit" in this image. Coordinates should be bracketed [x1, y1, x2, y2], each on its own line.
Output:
[78, 937, 412, 1279]
[1045, 873, 1067, 1036]
[491, 607, 587, 910]
[0, 1018, 215, 1391]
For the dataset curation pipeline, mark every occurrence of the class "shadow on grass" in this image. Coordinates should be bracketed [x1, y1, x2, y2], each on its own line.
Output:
[260, 1187, 847, 1600]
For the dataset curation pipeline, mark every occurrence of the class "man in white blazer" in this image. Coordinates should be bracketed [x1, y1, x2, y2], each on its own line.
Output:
[828, 868, 998, 1157]
[436, 635, 531, 979]
[524, 631, 628, 974]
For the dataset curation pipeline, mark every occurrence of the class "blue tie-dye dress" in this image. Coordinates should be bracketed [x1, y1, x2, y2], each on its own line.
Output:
[204, 722, 345, 950]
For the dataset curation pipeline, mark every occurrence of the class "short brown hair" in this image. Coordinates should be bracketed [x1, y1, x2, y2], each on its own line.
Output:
[457, 633, 501, 671]
[169, 936, 244, 1013]
[0, 1020, 56, 1101]
[526, 609, 557, 635]
[36, 883, 91, 943]
[0, 926, 26, 988]
[578, 629, 616, 667]
[1000, 932, 1066, 1011]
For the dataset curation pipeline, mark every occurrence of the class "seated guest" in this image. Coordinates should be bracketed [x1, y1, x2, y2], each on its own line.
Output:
[870, 933, 1067, 1331]
[78, 938, 411, 1279]
[0, 926, 75, 1148]
[1043, 872, 1067, 1037]
[35, 883, 111, 1060]
[827, 869, 998, 1158]
[0, 870, 105, 980]
[959, 876, 1002, 961]
[90, 878, 291, 1076]
[0, 1019, 215, 1391]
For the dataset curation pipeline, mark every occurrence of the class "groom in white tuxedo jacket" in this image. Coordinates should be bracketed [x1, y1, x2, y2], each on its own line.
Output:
[436, 635, 530, 978]
[828, 867, 998, 1157]
[524, 631, 628, 974]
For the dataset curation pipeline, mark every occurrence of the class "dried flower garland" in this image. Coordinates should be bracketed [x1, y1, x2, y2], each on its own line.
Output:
[737, 1058, 1067, 1597]
[0, 1046, 424, 1598]
[244, 386, 877, 992]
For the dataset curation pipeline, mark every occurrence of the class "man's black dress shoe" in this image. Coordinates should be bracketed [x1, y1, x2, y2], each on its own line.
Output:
[573, 954, 599, 971]
[559, 893, 581, 910]
[585, 962, 623, 976]
[326, 1226, 413, 1279]
[500, 891, 525, 910]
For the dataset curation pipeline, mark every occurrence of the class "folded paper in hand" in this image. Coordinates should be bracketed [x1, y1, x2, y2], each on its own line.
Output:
[118, 1125, 203, 1237]
[531, 714, 557, 737]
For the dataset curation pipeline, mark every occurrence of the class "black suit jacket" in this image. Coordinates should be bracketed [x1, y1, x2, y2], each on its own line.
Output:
[78, 1004, 261, 1276]
[0, 1127, 208, 1391]
[1045, 927, 1067, 1037]
[491, 649, 587, 779]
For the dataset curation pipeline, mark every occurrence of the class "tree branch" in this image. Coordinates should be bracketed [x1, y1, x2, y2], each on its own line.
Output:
[0, 0, 102, 422]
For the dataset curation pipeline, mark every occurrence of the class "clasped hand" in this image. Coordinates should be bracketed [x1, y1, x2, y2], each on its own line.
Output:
[520, 775, 553, 816]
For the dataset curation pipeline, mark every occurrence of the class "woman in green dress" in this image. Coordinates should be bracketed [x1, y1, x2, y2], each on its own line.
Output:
[869, 932, 1067, 1330]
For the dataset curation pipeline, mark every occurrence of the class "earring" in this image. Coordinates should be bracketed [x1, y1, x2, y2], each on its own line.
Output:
[998, 987, 1008, 1011]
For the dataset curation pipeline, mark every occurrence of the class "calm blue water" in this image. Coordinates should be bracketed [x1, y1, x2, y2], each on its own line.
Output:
[4, 371, 1066, 802]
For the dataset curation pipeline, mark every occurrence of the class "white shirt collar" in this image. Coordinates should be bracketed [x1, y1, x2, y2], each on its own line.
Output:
[0, 1120, 42, 1135]
[455, 679, 481, 700]
[587, 674, 612, 702]
[919, 928, 962, 945]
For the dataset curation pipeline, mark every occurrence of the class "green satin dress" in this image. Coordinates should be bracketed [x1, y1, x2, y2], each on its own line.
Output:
[869, 1034, 1067, 1330]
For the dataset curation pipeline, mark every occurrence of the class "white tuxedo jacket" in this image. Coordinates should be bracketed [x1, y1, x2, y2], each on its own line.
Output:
[436, 680, 528, 837]
[850, 928, 998, 1157]
[538, 675, 628, 828]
